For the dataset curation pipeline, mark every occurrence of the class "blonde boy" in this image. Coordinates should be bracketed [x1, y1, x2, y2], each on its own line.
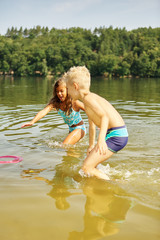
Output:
[65, 66, 128, 180]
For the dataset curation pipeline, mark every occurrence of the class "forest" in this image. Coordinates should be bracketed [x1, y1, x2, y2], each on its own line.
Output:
[0, 26, 160, 77]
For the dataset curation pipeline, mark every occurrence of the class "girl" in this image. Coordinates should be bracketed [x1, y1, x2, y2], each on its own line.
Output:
[21, 78, 86, 144]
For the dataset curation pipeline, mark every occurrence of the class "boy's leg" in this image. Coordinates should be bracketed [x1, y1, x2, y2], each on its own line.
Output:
[63, 129, 85, 145]
[82, 148, 114, 180]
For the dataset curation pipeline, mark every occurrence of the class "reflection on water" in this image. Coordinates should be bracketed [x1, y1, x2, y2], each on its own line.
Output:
[0, 76, 160, 240]
[69, 179, 132, 240]
[21, 155, 133, 239]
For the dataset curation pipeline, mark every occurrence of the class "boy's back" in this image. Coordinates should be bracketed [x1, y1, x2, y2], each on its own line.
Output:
[83, 92, 125, 129]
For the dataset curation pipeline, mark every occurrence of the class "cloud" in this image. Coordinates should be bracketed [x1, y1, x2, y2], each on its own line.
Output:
[53, 0, 102, 13]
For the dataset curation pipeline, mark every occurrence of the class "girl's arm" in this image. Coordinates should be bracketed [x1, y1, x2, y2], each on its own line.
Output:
[73, 100, 85, 112]
[21, 104, 53, 128]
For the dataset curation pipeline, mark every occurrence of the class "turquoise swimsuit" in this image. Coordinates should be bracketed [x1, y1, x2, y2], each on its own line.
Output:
[58, 108, 86, 133]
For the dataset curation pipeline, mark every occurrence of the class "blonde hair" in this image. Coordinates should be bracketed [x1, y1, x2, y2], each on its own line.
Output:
[65, 66, 91, 90]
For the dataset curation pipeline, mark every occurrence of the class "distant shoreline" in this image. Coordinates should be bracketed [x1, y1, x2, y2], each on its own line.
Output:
[0, 26, 160, 78]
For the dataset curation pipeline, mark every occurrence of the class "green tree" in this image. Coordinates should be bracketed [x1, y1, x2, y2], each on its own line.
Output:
[0, 26, 159, 77]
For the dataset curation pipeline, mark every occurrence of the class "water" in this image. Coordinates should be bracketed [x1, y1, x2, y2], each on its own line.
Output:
[0, 76, 160, 240]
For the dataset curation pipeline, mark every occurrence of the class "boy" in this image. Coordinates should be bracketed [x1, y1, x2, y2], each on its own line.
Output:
[64, 66, 128, 180]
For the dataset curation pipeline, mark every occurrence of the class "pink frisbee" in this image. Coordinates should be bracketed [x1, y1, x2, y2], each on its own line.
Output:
[0, 155, 23, 164]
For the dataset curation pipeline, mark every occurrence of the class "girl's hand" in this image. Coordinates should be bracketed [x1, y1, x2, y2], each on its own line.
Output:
[95, 140, 108, 155]
[87, 145, 94, 155]
[21, 122, 33, 128]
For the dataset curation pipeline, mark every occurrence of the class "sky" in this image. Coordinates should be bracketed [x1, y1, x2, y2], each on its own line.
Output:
[0, 0, 159, 35]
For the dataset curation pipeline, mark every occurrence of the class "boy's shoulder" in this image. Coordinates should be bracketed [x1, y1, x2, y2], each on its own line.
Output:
[84, 91, 93, 101]
[83, 92, 99, 106]
[84, 92, 99, 100]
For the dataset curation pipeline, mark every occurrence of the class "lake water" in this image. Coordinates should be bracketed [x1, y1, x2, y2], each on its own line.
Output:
[0, 76, 160, 240]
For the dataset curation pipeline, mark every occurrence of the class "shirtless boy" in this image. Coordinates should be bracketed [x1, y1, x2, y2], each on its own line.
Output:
[64, 66, 128, 180]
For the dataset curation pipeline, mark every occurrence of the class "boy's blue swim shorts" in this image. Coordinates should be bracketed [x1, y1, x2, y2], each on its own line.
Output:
[105, 125, 128, 153]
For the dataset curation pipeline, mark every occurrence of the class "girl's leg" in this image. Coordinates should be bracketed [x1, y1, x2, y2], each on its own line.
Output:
[63, 129, 85, 145]
[82, 148, 114, 180]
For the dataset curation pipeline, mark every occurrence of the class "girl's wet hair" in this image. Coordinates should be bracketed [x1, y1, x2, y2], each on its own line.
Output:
[48, 78, 72, 115]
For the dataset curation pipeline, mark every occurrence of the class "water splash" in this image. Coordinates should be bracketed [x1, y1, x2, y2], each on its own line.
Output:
[79, 169, 90, 178]
[95, 163, 160, 209]
[96, 163, 160, 182]
[46, 140, 63, 148]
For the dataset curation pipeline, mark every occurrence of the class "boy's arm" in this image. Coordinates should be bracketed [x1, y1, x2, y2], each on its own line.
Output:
[87, 119, 96, 155]
[21, 104, 53, 128]
[96, 115, 109, 155]
[84, 94, 109, 155]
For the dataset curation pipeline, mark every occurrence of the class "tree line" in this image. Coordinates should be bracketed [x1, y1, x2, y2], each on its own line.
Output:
[0, 26, 160, 77]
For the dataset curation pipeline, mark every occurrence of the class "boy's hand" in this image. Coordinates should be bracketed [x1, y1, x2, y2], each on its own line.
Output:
[95, 140, 108, 155]
[87, 145, 94, 155]
[21, 122, 33, 128]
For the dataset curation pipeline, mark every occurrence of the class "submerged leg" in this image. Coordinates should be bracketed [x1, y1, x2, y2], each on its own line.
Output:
[63, 129, 85, 145]
[82, 147, 114, 180]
